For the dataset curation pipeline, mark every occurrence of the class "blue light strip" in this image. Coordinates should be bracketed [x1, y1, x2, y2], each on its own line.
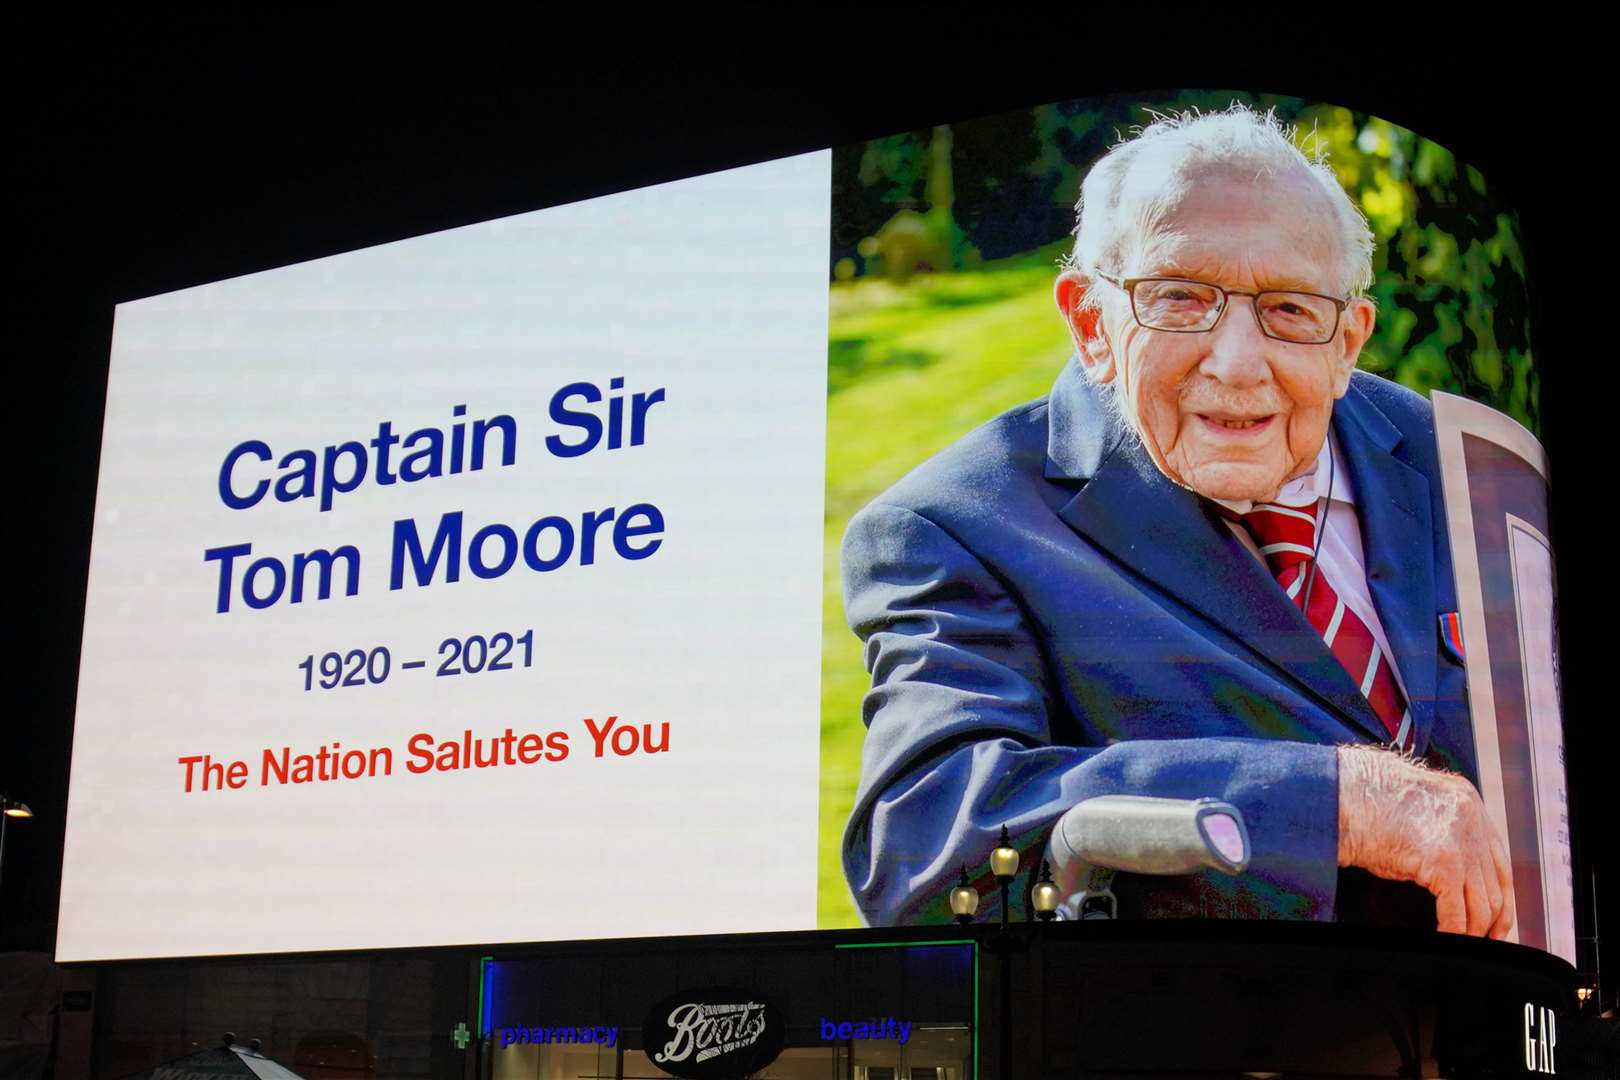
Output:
[480, 956, 494, 1038]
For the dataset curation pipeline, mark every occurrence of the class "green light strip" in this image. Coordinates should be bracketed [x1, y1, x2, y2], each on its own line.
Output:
[478, 955, 494, 1037]
[831, 938, 980, 1080]
[833, 938, 974, 950]
[972, 941, 979, 1080]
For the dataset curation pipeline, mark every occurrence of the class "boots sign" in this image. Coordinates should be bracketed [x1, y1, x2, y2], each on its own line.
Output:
[643, 988, 784, 1079]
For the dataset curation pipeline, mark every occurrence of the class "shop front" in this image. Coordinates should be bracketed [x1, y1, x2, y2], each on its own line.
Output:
[480, 934, 976, 1080]
[55, 917, 1612, 1078]
[467, 921, 1590, 1079]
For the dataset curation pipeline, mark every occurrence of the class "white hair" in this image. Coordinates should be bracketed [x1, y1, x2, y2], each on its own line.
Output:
[1064, 104, 1374, 303]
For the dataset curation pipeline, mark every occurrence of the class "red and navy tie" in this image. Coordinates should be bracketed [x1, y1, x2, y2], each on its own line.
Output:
[1241, 501, 1413, 752]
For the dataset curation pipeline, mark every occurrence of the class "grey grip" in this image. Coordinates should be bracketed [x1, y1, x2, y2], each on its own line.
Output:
[1046, 795, 1250, 913]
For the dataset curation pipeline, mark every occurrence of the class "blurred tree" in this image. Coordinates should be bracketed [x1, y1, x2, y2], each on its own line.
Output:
[832, 91, 1538, 435]
[1297, 105, 1536, 432]
[852, 125, 980, 280]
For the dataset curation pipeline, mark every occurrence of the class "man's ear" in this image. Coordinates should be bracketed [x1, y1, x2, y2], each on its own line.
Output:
[1055, 270, 1117, 383]
[1331, 297, 1377, 397]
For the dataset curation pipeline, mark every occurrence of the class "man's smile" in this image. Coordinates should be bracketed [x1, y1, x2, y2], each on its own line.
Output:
[1193, 412, 1277, 436]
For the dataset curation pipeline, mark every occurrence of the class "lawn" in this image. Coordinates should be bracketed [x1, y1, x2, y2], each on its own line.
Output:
[817, 242, 1074, 926]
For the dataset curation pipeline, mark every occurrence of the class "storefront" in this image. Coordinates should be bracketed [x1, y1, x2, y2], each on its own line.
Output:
[481, 934, 974, 1080]
[76, 920, 1601, 1079]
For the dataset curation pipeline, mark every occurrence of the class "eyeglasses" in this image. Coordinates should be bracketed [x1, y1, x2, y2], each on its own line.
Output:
[1095, 272, 1349, 345]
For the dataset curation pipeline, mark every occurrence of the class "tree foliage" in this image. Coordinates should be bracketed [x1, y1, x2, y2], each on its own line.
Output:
[831, 90, 1538, 434]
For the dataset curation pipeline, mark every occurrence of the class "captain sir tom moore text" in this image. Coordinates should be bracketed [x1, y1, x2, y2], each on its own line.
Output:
[203, 377, 667, 613]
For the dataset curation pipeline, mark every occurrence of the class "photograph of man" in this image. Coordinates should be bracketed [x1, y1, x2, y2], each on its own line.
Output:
[840, 106, 1516, 936]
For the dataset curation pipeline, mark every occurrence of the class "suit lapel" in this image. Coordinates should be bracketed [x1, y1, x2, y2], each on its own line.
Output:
[1045, 361, 1393, 742]
[1331, 383, 1439, 753]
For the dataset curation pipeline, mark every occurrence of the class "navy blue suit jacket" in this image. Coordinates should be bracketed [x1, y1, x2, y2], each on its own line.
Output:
[840, 360, 1474, 926]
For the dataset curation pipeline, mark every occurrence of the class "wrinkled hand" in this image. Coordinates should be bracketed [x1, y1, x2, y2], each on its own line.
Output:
[1337, 744, 1515, 938]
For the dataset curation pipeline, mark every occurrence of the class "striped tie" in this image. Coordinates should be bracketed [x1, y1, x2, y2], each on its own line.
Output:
[1240, 500, 1413, 752]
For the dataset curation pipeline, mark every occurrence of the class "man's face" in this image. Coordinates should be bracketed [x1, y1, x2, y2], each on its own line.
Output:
[1058, 164, 1376, 503]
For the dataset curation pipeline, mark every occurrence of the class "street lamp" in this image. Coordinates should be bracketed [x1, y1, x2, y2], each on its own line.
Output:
[0, 795, 34, 909]
[1031, 860, 1061, 922]
[990, 825, 1020, 930]
[983, 825, 1049, 1080]
[949, 866, 980, 926]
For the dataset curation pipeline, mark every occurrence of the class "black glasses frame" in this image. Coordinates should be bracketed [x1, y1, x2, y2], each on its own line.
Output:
[1095, 271, 1350, 344]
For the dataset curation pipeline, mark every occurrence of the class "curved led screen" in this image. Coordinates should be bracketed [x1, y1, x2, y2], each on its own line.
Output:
[59, 90, 1569, 964]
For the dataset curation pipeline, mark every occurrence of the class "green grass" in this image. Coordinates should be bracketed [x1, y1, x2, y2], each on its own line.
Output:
[817, 242, 1075, 927]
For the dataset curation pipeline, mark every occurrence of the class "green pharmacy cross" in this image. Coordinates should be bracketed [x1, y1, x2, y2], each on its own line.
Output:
[452, 1022, 471, 1050]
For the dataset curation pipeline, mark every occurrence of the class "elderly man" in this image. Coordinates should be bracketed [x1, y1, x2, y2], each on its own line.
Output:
[840, 106, 1514, 936]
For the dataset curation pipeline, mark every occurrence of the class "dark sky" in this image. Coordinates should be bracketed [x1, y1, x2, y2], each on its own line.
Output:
[5, 13, 1610, 975]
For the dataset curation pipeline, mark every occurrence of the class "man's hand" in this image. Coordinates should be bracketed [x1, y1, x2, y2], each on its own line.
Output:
[1337, 745, 1515, 938]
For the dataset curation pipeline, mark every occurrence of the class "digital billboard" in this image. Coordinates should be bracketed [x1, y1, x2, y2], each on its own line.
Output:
[59, 90, 1571, 963]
